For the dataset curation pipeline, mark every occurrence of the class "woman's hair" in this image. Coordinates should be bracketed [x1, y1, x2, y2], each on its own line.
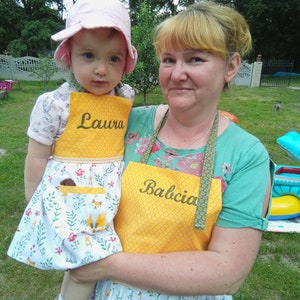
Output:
[153, 1, 252, 59]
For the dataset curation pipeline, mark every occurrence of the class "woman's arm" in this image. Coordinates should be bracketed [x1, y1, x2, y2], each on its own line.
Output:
[70, 227, 261, 295]
[70, 177, 270, 296]
[24, 138, 52, 202]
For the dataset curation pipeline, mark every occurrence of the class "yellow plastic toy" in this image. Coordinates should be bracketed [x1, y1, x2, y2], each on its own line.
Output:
[269, 195, 300, 220]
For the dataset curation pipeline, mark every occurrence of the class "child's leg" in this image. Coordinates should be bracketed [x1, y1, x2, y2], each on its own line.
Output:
[60, 271, 95, 300]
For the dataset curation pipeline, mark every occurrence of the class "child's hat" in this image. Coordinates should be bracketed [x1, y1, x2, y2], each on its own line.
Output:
[51, 0, 137, 74]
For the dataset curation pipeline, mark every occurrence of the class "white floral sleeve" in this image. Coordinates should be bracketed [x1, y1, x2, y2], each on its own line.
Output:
[27, 82, 73, 145]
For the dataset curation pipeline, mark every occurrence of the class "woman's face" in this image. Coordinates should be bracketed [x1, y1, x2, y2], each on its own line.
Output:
[70, 28, 127, 95]
[159, 49, 239, 114]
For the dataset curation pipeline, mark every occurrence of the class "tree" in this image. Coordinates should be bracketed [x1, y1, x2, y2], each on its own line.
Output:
[30, 55, 58, 90]
[0, 0, 24, 54]
[0, 0, 64, 56]
[129, 0, 195, 21]
[253, 0, 300, 65]
[129, 0, 176, 23]
[217, 0, 300, 70]
[9, 21, 52, 56]
[124, 1, 160, 104]
[1, 0, 299, 71]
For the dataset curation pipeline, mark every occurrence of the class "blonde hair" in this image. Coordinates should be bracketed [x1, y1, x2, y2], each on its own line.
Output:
[153, 1, 252, 59]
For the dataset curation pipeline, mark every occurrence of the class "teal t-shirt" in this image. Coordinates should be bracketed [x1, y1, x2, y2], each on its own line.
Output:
[124, 105, 271, 230]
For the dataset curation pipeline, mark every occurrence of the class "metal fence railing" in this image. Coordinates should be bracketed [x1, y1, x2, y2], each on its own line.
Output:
[260, 59, 295, 87]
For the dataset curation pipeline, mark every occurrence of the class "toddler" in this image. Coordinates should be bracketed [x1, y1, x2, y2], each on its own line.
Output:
[7, 0, 137, 299]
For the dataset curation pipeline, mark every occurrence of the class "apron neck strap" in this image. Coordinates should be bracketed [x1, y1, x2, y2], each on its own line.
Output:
[194, 112, 219, 229]
[140, 108, 219, 230]
[140, 108, 169, 164]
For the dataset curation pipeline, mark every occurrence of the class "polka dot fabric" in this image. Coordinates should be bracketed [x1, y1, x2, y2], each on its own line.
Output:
[54, 92, 132, 161]
[115, 162, 222, 253]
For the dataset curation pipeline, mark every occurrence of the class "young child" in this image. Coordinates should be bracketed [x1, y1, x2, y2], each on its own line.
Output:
[7, 0, 137, 299]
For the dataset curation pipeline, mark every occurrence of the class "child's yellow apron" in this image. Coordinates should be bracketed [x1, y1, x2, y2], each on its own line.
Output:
[54, 92, 132, 162]
[115, 111, 222, 253]
[7, 92, 133, 270]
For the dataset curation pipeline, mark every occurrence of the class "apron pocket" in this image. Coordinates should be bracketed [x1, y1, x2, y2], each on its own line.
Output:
[55, 185, 107, 238]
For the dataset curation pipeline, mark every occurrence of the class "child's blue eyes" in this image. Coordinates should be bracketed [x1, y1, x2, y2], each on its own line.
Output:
[81, 53, 121, 63]
[83, 52, 95, 59]
[110, 56, 121, 63]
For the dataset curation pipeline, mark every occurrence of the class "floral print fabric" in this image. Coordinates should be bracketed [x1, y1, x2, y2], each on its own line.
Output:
[7, 82, 134, 270]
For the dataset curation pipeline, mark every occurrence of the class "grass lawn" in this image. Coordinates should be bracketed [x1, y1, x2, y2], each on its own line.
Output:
[1, 80, 299, 299]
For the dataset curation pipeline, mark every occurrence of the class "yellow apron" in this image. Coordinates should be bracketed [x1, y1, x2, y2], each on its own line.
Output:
[54, 92, 132, 162]
[115, 111, 222, 253]
[8, 92, 133, 270]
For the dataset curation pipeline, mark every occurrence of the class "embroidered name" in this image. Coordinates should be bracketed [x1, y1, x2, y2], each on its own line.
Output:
[77, 113, 126, 129]
[139, 179, 197, 205]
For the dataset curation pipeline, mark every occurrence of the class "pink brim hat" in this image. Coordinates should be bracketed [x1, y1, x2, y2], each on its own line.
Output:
[51, 0, 137, 74]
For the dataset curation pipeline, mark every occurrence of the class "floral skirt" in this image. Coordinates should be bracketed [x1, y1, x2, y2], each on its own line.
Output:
[7, 159, 123, 270]
[91, 280, 233, 300]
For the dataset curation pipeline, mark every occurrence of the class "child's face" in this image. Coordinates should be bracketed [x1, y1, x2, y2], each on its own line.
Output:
[70, 28, 127, 95]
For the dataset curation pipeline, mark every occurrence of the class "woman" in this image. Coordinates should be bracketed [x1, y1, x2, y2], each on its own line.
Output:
[69, 1, 273, 299]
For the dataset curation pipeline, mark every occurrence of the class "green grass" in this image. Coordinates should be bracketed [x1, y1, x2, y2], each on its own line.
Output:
[1, 81, 300, 299]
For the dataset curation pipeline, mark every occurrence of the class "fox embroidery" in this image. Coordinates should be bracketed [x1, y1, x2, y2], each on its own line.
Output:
[87, 213, 107, 233]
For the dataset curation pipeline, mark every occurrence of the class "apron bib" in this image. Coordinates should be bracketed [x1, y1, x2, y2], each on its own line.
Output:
[115, 111, 222, 253]
[54, 92, 132, 162]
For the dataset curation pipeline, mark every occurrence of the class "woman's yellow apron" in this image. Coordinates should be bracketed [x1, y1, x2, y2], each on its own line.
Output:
[115, 111, 222, 253]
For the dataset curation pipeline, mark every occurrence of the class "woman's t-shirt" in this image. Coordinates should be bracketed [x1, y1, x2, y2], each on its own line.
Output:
[124, 105, 271, 230]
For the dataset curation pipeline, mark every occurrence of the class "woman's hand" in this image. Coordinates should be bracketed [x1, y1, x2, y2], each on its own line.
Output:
[69, 253, 116, 283]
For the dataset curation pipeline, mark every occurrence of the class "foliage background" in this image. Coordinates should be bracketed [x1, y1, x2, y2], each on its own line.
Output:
[0, 0, 299, 70]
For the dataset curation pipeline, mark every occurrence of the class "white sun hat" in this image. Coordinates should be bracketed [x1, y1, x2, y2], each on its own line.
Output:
[51, 0, 137, 74]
